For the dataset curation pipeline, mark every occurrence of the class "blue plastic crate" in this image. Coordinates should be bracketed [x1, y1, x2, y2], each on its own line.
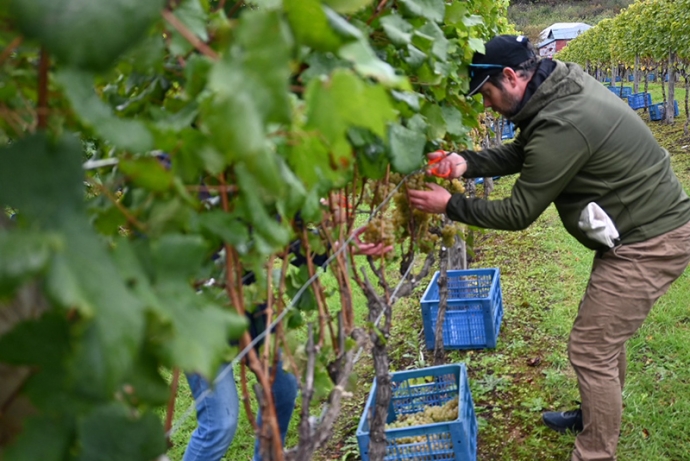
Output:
[490, 120, 515, 140]
[627, 92, 652, 110]
[501, 121, 515, 140]
[420, 268, 503, 350]
[628, 74, 634, 82]
[608, 86, 632, 98]
[356, 364, 477, 461]
[649, 101, 680, 121]
[474, 176, 501, 185]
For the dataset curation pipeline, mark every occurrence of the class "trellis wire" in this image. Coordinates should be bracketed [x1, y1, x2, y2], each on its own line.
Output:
[167, 171, 417, 438]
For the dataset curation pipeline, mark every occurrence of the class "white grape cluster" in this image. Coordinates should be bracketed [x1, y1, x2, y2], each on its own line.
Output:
[359, 171, 466, 253]
[385, 397, 459, 445]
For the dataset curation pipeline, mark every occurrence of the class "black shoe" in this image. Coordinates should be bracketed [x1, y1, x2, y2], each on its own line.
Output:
[542, 408, 583, 434]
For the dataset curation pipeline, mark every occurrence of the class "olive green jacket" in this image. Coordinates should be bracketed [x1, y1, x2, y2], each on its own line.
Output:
[447, 61, 690, 250]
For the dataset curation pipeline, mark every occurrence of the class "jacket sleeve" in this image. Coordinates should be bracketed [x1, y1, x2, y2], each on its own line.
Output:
[447, 118, 591, 230]
[461, 135, 526, 178]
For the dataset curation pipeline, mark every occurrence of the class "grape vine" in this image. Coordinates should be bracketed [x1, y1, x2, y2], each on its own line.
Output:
[0, 1, 512, 460]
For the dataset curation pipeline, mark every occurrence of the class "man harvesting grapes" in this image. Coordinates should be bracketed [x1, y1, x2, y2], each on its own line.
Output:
[408, 35, 690, 461]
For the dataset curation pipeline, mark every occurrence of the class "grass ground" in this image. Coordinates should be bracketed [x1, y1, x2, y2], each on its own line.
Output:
[163, 106, 690, 461]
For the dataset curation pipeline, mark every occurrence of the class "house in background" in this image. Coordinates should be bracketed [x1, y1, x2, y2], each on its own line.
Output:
[537, 22, 591, 58]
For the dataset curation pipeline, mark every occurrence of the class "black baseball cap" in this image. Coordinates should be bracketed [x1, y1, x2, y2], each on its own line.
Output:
[467, 35, 536, 96]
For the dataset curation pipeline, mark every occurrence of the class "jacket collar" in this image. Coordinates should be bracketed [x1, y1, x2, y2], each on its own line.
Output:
[510, 60, 585, 127]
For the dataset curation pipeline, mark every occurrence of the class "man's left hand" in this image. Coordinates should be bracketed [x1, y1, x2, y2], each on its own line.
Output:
[408, 183, 452, 214]
[350, 226, 393, 256]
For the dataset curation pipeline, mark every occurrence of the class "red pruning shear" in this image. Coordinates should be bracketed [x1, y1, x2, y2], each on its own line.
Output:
[427, 150, 453, 178]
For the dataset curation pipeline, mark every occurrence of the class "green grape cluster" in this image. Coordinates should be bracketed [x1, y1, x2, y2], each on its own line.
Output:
[361, 216, 395, 247]
[391, 173, 434, 244]
[364, 172, 467, 254]
[369, 181, 397, 207]
[385, 397, 459, 445]
[441, 221, 463, 247]
[450, 179, 465, 194]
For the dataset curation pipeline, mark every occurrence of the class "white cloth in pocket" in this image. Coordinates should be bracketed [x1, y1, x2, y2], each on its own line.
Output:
[578, 202, 619, 248]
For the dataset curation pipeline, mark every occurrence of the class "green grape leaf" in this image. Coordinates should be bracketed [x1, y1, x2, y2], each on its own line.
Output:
[391, 90, 421, 111]
[399, 0, 445, 23]
[119, 157, 174, 193]
[419, 22, 448, 60]
[0, 313, 71, 367]
[77, 404, 166, 461]
[444, 1, 467, 25]
[339, 41, 408, 88]
[284, 0, 342, 52]
[299, 187, 326, 224]
[303, 69, 396, 179]
[312, 363, 334, 401]
[122, 34, 166, 74]
[411, 30, 434, 55]
[306, 69, 396, 142]
[184, 55, 213, 100]
[56, 69, 153, 153]
[210, 9, 292, 125]
[153, 283, 248, 377]
[421, 103, 446, 140]
[197, 210, 252, 251]
[441, 105, 468, 137]
[349, 128, 388, 180]
[463, 14, 484, 28]
[3, 414, 73, 461]
[250, 0, 282, 7]
[151, 234, 209, 281]
[201, 93, 268, 169]
[468, 37, 485, 53]
[9, 0, 165, 71]
[0, 134, 85, 225]
[323, 0, 373, 14]
[325, 7, 365, 40]
[0, 230, 62, 296]
[276, 159, 308, 219]
[121, 348, 171, 407]
[416, 62, 443, 85]
[380, 14, 414, 46]
[112, 237, 247, 377]
[301, 52, 350, 84]
[235, 164, 292, 249]
[407, 113, 428, 134]
[388, 123, 425, 173]
[169, 0, 209, 56]
[47, 223, 145, 397]
[92, 205, 128, 236]
[204, 11, 293, 189]
[404, 44, 427, 69]
[287, 133, 340, 190]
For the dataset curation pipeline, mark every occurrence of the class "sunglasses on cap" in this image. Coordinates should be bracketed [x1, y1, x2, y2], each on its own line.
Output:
[468, 63, 505, 78]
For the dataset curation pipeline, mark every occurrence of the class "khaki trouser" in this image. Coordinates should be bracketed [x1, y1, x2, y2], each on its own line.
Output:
[569, 220, 690, 461]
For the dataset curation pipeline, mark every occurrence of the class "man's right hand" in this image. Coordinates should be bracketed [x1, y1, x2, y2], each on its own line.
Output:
[426, 150, 467, 179]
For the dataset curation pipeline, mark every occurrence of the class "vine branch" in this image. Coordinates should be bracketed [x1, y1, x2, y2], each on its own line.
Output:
[37, 48, 49, 130]
[0, 36, 22, 67]
[162, 10, 219, 61]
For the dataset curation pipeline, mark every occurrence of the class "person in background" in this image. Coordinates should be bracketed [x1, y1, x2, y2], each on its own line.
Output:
[183, 199, 392, 461]
[408, 35, 690, 461]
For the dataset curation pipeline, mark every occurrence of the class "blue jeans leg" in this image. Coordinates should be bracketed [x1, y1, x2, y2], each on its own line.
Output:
[183, 364, 239, 461]
[253, 362, 298, 461]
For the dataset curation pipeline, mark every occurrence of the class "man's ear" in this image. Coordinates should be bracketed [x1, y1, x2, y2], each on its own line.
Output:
[502, 67, 520, 87]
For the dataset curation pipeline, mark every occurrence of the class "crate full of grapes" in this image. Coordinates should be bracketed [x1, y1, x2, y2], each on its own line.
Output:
[421, 268, 503, 350]
[356, 363, 477, 461]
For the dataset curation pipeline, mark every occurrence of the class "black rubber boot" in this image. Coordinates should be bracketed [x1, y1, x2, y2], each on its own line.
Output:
[542, 408, 583, 434]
